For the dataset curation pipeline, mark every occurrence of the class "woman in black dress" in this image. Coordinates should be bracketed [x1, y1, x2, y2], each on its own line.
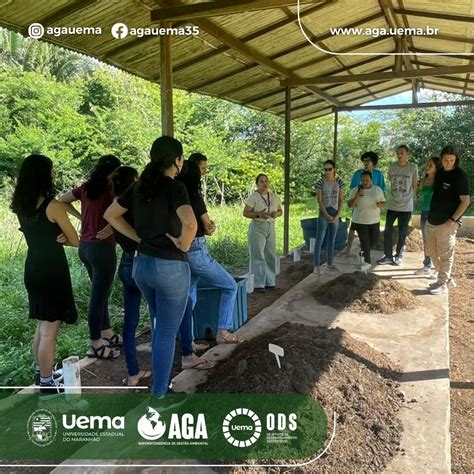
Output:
[11, 154, 79, 397]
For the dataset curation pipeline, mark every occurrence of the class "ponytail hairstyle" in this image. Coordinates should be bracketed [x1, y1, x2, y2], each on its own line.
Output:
[11, 154, 54, 217]
[110, 166, 139, 197]
[83, 154, 121, 199]
[136, 135, 184, 201]
[176, 160, 202, 198]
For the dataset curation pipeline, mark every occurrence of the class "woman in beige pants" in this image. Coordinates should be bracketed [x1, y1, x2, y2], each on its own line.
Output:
[243, 174, 283, 293]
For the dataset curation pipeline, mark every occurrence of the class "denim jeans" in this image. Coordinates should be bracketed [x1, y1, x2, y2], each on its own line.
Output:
[118, 252, 153, 377]
[78, 241, 116, 341]
[420, 210, 431, 268]
[132, 253, 190, 395]
[184, 237, 238, 332]
[383, 210, 412, 258]
[314, 208, 339, 266]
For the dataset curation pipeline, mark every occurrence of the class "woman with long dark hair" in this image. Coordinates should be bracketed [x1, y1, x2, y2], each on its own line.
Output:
[11, 154, 79, 398]
[415, 156, 440, 276]
[105, 136, 197, 396]
[60, 154, 122, 359]
[109, 166, 151, 386]
[425, 146, 470, 295]
[177, 160, 240, 347]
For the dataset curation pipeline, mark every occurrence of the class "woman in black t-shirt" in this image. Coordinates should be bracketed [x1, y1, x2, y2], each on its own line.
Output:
[105, 136, 197, 396]
[425, 145, 471, 295]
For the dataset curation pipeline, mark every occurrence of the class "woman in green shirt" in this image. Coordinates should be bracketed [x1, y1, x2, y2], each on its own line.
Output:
[416, 156, 440, 275]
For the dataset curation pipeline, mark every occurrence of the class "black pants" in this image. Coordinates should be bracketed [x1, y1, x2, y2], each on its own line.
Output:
[383, 210, 412, 258]
[79, 241, 117, 340]
[355, 223, 380, 263]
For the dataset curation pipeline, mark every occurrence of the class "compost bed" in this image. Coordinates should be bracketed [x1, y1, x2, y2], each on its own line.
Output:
[198, 322, 404, 472]
[313, 271, 418, 314]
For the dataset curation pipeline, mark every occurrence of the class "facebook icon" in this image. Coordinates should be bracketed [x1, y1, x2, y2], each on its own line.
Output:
[111, 23, 129, 39]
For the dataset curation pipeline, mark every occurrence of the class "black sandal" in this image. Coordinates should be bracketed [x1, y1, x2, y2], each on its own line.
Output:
[103, 334, 123, 348]
[87, 345, 120, 359]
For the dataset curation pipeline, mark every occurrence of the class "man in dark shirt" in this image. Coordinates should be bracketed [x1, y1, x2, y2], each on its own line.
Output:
[425, 146, 470, 295]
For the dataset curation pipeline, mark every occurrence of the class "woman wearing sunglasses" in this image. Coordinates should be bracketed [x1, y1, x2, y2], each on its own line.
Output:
[314, 160, 344, 275]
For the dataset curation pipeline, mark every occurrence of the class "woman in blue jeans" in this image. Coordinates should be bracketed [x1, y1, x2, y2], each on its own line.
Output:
[109, 166, 152, 386]
[105, 136, 197, 396]
[314, 160, 344, 275]
[177, 160, 241, 345]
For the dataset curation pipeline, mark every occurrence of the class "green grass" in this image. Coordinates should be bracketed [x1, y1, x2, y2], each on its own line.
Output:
[0, 201, 315, 387]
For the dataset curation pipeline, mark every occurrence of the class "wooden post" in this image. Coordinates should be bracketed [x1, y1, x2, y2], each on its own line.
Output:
[160, 26, 174, 136]
[333, 108, 338, 163]
[283, 86, 291, 256]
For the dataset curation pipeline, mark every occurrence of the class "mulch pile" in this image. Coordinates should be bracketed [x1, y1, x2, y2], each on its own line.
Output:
[198, 322, 404, 472]
[313, 272, 418, 314]
[375, 226, 424, 252]
[286, 261, 314, 280]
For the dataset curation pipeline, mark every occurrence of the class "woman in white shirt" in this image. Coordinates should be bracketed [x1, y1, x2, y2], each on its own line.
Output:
[348, 171, 385, 271]
[243, 174, 283, 292]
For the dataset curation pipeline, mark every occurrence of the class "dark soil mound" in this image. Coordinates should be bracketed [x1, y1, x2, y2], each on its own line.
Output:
[313, 272, 418, 314]
[198, 323, 403, 472]
[375, 226, 424, 252]
[286, 262, 314, 280]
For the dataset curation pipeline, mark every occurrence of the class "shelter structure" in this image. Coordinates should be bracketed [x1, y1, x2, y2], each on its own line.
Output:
[1, 0, 473, 252]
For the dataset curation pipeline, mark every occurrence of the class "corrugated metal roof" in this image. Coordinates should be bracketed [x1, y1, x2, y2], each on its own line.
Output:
[1, 0, 473, 119]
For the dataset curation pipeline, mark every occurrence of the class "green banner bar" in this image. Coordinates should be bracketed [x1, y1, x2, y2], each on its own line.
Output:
[0, 393, 327, 462]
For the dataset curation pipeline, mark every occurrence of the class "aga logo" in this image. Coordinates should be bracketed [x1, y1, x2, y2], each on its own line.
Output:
[137, 407, 167, 440]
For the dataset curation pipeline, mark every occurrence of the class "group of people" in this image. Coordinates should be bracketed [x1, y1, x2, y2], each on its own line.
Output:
[312, 145, 471, 297]
[11, 137, 266, 399]
[10, 135, 470, 399]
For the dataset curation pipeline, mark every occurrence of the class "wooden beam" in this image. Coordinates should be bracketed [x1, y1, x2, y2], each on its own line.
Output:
[173, 0, 336, 73]
[393, 8, 474, 24]
[183, 14, 385, 91]
[394, 36, 403, 75]
[281, 65, 474, 86]
[337, 99, 474, 112]
[160, 27, 174, 136]
[283, 86, 291, 255]
[423, 79, 474, 94]
[37, 0, 98, 26]
[412, 79, 418, 104]
[150, 0, 317, 22]
[463, 46, 474, 95]
[435, 33, 474, 45]
[410, 48, 473, 62]
[333, 109, 338, 162]
[192, 17, 343, 106]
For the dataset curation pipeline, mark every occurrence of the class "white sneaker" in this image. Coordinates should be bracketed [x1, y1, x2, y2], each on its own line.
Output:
[430, 283, 448, 295]
[447, 278, 457, 289]
[360, 262, 371, 273]
[313, 266, 322, 276]
[415, 266, 431, 276]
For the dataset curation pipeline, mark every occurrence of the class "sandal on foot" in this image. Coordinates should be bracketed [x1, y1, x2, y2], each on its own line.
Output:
[123, 370, 152, 386]
[192, 341, 210, 352]
[216, 333, 245, 344]
[182, 358, 216, 370]
[87, 345, 120, 359]
[103, 334, 123, 347]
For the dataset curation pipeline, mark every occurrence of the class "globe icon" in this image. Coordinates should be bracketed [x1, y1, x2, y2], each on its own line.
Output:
[137, 406, 167, 440]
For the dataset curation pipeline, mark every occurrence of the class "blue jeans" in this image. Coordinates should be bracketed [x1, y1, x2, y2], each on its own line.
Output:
[420, 210, 431, 268]
[314, 208, 339, 266]
[78, 241, 116, 341]
[178, 237, 238, 349]
[132, 253, 190, 395]
[118, 253, 152, 377]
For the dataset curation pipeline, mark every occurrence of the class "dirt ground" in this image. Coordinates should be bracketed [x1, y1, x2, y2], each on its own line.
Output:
[375, 226, 424, 253]
[313, 271, 419, 314]
[63, 240, 474, 471]
[448, 238, 474, 473]
[198, 323, 404, 472]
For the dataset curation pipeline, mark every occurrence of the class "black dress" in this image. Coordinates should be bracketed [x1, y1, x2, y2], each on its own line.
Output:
[19, 197, 78, 324]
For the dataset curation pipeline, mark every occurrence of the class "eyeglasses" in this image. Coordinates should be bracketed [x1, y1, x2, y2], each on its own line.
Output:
[324, 168, 333, 171]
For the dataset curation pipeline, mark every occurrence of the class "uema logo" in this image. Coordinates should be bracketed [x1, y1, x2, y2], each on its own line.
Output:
[27, 409, 57, 447]
[222, 408, 262, 448]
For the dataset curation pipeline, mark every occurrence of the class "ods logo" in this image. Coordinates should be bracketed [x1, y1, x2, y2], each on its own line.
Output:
[222, 408, 262, 448]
